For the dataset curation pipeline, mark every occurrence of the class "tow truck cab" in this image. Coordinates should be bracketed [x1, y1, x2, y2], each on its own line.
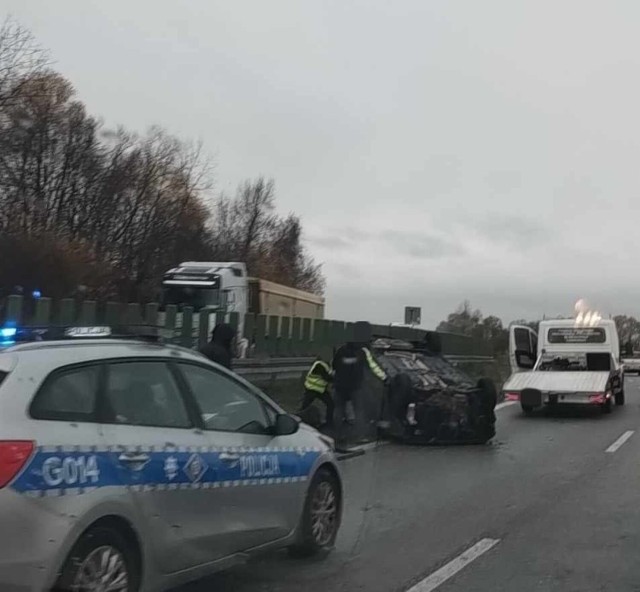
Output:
[504, 319, 624, 413]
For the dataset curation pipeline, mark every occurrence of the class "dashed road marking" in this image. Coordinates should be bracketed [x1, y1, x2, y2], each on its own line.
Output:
[406, 538, 500, 592]
[605, 430, 634, 453]
[495, 401, 517, 411]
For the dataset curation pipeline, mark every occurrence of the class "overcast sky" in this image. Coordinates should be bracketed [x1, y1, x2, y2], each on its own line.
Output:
[5, 0, 640, 327]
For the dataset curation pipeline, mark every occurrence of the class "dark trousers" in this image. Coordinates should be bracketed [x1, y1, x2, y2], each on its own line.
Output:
[301, 389, 334, 426]
[333, 387, 363, 446]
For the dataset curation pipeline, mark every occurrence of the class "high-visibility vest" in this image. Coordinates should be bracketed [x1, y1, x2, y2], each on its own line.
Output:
[304, 361, 331, 394]
[363, 347, 387, 381]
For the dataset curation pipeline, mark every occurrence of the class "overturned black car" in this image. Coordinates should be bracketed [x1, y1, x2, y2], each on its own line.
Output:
[374, 337, 497, 444]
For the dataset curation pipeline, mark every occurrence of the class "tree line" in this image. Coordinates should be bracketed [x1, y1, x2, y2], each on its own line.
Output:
[0, 18, 324, 302]
[438, 301, 640, 355]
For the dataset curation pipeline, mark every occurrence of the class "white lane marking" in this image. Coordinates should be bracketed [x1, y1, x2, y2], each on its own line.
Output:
[406, 538, 500, 592]
[605, 430, 634, 453]
[495, 401, 517, 411]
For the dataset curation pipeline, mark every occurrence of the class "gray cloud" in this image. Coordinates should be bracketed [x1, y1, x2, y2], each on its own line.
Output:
[9, 0, 640, 325]
[383, 231, 465, 259]
[469, 215, 551, 251]
[310, 227, 463, 259]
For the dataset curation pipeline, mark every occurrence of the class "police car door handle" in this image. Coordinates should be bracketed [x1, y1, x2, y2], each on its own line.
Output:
[219, 452, 240, 462]
[118, 453, 150, 465]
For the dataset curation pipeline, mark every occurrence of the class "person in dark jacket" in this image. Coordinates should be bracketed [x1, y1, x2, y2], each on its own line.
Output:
[332, 322, 388, 447]
[199, 323, 235, 369]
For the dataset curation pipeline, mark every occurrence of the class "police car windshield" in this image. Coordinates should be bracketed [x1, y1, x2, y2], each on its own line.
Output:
[161, 285, 220, 312]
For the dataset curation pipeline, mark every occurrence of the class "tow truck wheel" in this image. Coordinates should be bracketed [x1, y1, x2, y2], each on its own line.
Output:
[521, 404, 534, 415]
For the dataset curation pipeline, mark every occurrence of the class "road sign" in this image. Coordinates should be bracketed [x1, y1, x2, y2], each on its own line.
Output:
[404, 306, 421, 326]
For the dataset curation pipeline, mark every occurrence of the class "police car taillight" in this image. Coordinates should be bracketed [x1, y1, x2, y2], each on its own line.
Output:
[0, 441, 34, 488]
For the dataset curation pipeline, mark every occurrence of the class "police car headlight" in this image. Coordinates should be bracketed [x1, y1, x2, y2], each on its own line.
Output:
[318, 434, 335, 451]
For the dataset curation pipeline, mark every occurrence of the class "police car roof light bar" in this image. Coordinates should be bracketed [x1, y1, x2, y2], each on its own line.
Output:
[4, 324, 164, 345]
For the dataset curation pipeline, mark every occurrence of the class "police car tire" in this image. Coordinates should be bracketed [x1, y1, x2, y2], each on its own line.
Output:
[289, 468, 341, 558]
[54, 526, 141, 592]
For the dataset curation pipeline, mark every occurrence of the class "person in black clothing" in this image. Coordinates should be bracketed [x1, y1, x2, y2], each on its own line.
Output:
[199, 323, 235, 369]
[332, 322, 387, 446]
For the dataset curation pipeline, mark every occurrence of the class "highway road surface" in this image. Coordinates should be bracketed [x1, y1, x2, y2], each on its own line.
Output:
[180, 376, 640, 592]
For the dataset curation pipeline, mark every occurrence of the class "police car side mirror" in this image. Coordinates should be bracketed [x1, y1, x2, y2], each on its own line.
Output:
[274, 413, 299, 436]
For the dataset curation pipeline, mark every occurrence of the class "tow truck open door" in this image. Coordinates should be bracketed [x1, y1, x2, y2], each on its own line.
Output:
[509, 324, 538, 374]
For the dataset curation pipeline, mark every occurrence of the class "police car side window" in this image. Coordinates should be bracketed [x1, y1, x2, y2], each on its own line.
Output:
[179, 364, 270, 434]
[105, 362, 191, 429]
[31, 365, 99, 422]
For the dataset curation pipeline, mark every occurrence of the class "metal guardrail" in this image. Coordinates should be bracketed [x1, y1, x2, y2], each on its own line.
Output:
[234, 354, 496, 382]
[234, 357, 313, 381]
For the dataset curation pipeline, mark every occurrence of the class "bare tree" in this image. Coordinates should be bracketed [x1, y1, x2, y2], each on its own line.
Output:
[0, 17, 50, 111]
[235, 177, 276, 263]
[207, 182, 325, 294]
[0, 22, 324, 301]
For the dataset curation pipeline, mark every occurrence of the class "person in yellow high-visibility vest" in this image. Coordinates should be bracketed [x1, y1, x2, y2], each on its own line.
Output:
[299, 357, 334, 427]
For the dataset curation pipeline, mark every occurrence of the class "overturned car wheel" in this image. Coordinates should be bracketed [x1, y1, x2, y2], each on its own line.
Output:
[475, 378, 497, 442]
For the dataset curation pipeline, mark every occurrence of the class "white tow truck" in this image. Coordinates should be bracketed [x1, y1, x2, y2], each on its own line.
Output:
[503, 317, 624, 414]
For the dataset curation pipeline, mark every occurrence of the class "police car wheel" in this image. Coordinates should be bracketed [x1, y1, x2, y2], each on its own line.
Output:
[289, 468, 341, 558]
[54, 526, 140, 592]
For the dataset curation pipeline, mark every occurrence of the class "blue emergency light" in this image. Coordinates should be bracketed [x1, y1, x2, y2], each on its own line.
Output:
[0, 325, 17, 346]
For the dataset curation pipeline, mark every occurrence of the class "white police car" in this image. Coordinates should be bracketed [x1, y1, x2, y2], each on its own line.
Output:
[0, 326, 342, 592]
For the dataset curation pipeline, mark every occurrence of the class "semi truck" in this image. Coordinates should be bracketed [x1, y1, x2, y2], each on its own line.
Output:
[159, 261, 325, 351]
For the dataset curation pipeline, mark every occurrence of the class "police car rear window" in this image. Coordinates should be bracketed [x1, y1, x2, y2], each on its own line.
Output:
[30, 365, 99, 422]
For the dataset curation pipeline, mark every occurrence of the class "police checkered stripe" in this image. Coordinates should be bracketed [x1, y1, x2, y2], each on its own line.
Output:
[16, 471, 307, 498]
[35, 445, 323, 454]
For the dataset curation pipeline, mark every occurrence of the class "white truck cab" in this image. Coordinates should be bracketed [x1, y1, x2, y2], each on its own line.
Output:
[504, 318, 624, 414]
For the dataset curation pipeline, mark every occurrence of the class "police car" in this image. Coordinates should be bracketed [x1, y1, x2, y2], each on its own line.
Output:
[0, 325, 342, 592]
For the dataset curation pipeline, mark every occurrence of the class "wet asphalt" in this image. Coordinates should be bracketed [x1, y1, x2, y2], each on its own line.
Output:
[180, 376, 640, 592]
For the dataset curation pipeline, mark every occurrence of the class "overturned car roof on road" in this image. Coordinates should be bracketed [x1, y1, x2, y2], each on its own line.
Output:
[372, 337, 476, 392]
